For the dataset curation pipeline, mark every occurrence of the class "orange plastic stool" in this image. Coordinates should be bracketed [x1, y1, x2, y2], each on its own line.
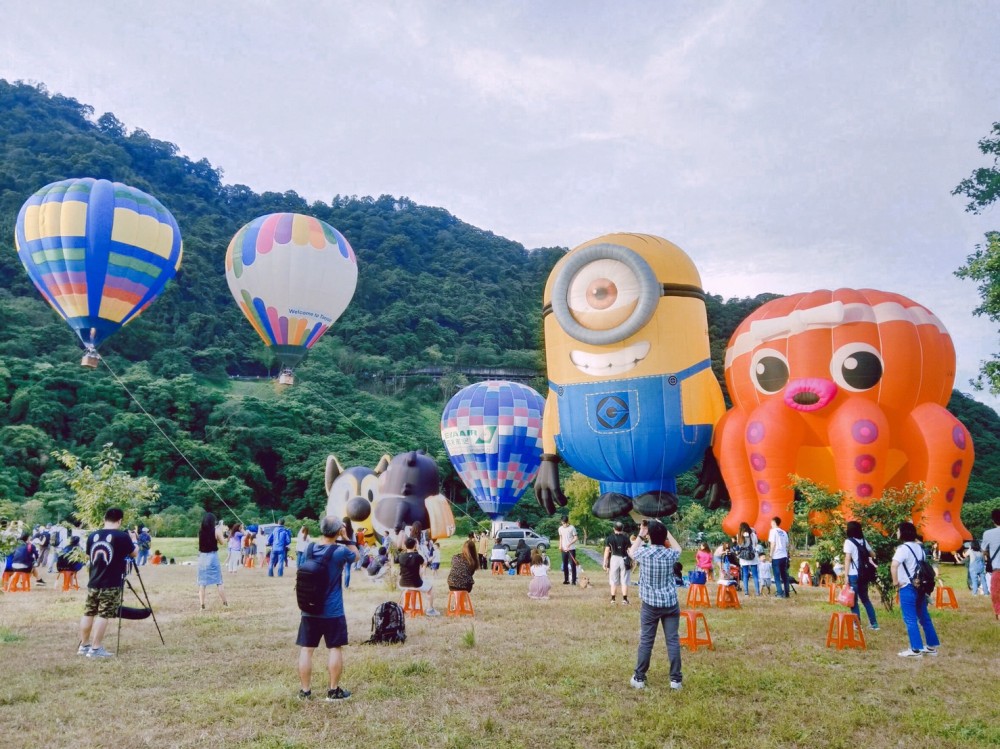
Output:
[6, 571, 31, 592]
[244, 556, 254, 568]
[491, 561, 505, 575]
[827, 584, 838, 604]
[446, 590, 475, 617]
[1, 570, 10, 589]
[717, 584, 741, 609]
[679, 610, 714, 651]
[401, 589, 425, 617]
[59, 570, 80, 592]
[825, 611, 867, 650]
[934, 586, 958, 610]
[819, 574, 836, 587]
[518, 563, 531, 576]
[686, 584, 711, 609]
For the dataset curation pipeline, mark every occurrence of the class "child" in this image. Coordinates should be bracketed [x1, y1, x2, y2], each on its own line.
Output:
[798, 561, 812, 587]
[527, 548, 551, 600]
[758, 554, 773, 594]
[695, 542, 713, 581]
[151, 550, 163, 565]
[429, 543, 441, 578]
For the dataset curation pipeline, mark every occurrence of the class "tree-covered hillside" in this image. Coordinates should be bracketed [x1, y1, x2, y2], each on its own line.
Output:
[1, 80, 998, 537]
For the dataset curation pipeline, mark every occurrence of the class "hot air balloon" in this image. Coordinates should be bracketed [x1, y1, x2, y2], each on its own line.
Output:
[441, 380, 546, 534]
[224, 213, 358, 385]
[716, 288, 973, 551]
[14, 178, 183, 366]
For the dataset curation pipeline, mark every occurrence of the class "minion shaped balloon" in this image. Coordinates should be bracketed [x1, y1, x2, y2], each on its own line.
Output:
[534, 233, 726, 519]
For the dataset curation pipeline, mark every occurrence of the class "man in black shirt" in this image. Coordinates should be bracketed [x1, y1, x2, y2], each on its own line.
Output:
[397, 538, 440, 616]
[78, 508, 137, 658]
[603, 521, 631, 605]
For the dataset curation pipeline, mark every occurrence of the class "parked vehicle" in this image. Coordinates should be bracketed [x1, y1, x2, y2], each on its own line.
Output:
[495, 528, 549, 551]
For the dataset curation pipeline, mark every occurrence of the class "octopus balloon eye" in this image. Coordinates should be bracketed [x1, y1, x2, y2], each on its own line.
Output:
[750, 349, 789, 394]
[831, 344, 883, 392]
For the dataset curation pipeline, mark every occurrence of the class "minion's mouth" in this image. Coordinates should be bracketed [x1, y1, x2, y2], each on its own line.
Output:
[570, 341, 651, 376]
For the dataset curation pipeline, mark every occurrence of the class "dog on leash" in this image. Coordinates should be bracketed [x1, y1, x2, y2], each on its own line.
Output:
[577, 574, 591, 589]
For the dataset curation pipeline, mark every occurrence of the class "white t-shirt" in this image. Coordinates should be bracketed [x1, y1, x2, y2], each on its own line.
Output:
[531, 563, 549, 577]
[892, 542, 925, 587]
[295, 531, 309, 553]
[558, 524, 578, 551]
[768, 527, 789, 559]
[843, 538, 874, 576]
[757, 559, 773, 581]
[982, 527, 1000, 569]
[490, 547, 508, 561]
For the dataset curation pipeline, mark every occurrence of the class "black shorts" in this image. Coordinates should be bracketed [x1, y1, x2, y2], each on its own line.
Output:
[296, 615, 348, 649]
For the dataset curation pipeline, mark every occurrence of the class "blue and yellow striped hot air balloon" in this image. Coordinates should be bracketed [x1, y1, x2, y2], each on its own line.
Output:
[14, 178, 183, 366]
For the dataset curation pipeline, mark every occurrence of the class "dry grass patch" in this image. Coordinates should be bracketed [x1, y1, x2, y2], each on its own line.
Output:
[0, 554, 996, 748]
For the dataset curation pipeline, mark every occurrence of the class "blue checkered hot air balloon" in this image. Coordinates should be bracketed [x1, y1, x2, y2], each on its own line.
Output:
[441, 381, 546, 524]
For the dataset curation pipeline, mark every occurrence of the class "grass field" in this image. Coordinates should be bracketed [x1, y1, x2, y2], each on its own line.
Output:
[0, 543, 997, 749]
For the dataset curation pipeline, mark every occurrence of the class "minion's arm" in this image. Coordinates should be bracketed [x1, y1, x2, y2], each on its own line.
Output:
[534, 390, 567, 514]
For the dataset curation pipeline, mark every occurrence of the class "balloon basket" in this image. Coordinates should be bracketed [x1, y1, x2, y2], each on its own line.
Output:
[277, 369, 295, 386]
[81, 352, 100, 368]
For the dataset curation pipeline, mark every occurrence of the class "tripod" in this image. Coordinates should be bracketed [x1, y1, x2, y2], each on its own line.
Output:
[116, 563, 165, 655]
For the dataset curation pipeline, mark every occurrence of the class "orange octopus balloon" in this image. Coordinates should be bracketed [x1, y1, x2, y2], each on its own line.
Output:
[715, 288, 973, 551]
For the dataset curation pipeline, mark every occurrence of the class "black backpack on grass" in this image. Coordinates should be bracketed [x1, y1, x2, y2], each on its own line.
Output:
[295, 543, 335, 615]
[365, 601, 406, 645]
[905, 545, 936, 597]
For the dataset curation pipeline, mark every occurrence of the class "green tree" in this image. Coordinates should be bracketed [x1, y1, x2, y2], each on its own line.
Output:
[954, 121, 1000, 392]
[793, 476, 929, 612]
[563, 472, 611, 545]
[54, 444, 159, 528]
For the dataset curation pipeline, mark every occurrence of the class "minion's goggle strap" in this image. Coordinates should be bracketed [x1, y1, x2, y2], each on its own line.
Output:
[542, 283, 705, 317]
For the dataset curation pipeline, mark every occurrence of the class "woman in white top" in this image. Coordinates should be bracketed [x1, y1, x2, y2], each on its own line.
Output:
[527, 548, 551, 600]
[295, 526, 310, 567]
[843, 520, 879, 630]
[891, 521, 939, 657]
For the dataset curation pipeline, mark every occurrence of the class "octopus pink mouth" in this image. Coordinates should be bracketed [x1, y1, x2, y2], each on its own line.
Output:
[784, 378, 838, 412]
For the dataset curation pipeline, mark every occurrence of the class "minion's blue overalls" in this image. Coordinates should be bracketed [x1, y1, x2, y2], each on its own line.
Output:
[552, 360, 714, 498]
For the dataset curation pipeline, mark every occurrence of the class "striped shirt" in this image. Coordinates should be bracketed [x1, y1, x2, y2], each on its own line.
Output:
[632, 544, 680, 608]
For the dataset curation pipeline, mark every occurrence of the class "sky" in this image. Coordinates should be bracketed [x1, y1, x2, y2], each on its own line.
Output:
[1, 1, 998, 408]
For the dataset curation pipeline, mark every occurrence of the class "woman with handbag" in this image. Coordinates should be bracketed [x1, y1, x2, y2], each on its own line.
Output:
[735, 523, 761, 596]
[843, 520, 879, 630]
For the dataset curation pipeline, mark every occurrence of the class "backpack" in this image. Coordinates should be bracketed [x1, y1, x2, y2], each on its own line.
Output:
[986, 544, 999, 573]
[738, 536, 757, 561]
[850, 538, 878, 585]
[365, 601, 406, 645]
[295, 543, 336, 615]
[905, 545, 936, 597]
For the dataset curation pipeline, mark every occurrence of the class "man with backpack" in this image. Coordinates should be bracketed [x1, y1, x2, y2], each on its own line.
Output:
[891, 521, 939, 658]
[295, 516, 357, 701]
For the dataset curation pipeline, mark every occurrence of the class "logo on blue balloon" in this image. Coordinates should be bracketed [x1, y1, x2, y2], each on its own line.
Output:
[596, 395, 630, 430]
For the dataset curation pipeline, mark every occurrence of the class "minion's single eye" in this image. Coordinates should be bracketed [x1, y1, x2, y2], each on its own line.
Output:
[566, 259, 640, 329]
[751, 349, 789, 394]
[831, 344, 883, 392]
[550, 243, 661, 345]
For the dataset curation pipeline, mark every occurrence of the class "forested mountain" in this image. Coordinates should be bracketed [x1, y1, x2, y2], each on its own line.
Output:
[1, 80, 998, 536]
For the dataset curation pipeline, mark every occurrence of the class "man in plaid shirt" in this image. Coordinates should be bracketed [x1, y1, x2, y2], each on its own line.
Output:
[629, 519, 683, 690]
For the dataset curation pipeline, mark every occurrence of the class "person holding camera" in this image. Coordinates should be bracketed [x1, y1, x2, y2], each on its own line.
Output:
[78, 508, 137, 659]
[603, 521, 631, 605]
[628, 519, 683, 691]
[297, 516, 358, 701]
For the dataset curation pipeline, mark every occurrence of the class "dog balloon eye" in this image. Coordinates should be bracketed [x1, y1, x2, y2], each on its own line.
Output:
[751, 349, 789, 394]
[831, 344, 883, 392]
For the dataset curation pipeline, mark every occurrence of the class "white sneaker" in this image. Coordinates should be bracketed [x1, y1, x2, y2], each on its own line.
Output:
[77, 644, 91, 656]
[86, 646, 114, 659]
[629, 676, 646, 690]
[897, 649, 922, 658]
[670, 680, 682, 690]
[426, 608, 441, 617]
[919, 647, 938, 656]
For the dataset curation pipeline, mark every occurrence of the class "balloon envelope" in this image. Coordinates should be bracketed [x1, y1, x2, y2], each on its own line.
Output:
[14, 178, 182, 352]
[225, 213, 358, 370]
[441, 380, 546, 519]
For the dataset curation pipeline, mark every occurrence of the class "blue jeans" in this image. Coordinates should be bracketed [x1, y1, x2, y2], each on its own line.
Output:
[848, 574, 878, 627]
[740, 563, 760, 595]
[562, 551, 577, 584]
[268, 549, 287, 577]
[633, 601, 681, 685]
[137, 549, 149, 566]
[970, 566, 987, 595]
[899, 584, 939, 651]
[772, 557, 790, 597]
[296, 551, 305, 567]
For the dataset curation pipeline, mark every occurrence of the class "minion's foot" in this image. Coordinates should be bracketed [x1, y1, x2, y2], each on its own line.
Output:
[592, 493, 632, 519]
[633, 491, 678, 518]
